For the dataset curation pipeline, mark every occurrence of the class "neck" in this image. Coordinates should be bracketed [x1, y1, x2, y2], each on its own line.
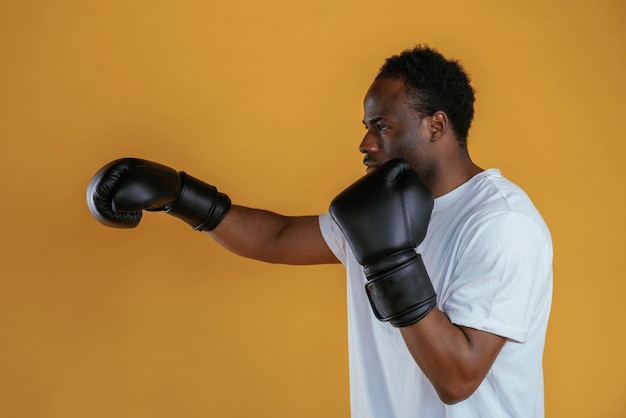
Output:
[427, 150, 483, 198]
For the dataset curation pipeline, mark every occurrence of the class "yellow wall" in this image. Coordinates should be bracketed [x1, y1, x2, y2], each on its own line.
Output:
[1, 0, 624, 417]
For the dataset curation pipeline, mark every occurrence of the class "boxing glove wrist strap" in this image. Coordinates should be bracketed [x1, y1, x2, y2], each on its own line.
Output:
[364, 251, 437, 327]
[166, 172, 231, 231]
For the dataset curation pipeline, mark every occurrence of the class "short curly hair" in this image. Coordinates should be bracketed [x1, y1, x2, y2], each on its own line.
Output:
[376, 45, 475, 145]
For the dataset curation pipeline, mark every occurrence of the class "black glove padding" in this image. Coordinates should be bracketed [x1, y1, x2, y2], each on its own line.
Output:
[86, 158, 231, 231]
[329, 159, 436, 327]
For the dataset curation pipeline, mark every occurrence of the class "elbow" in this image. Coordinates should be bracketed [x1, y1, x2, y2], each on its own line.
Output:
[438, 392, 469, 406]
[428, 361, 487, 405]
[435, 380, 480, 405]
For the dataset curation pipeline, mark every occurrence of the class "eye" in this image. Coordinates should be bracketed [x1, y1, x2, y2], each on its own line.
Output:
[362, 120, 388, 132]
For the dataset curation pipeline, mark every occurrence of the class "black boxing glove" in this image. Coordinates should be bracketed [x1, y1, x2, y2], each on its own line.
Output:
[329, 159, 436, 327]
[86, 158, 230, 231]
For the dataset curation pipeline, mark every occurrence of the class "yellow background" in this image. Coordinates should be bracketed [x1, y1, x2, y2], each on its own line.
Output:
[1, 0, 625, 417]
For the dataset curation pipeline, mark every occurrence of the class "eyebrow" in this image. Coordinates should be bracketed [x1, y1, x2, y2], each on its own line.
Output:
[363, 117, 383, 125]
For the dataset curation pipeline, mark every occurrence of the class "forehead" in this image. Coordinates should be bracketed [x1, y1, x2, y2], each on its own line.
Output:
[363, 78, 412, 118]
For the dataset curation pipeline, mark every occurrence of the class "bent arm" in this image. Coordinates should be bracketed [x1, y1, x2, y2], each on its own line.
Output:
[208, 205, 340, 265]
[400, 309, 506, 404]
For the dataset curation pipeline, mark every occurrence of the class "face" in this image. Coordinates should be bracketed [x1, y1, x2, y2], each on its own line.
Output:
[360, 78, 433, 176]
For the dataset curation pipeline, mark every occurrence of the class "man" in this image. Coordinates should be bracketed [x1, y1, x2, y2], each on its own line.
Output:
[87, 45, 553, 417]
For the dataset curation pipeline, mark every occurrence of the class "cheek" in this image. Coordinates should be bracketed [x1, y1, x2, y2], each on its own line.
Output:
[394, 131, 421, 155]
[394, 132, 431, 168]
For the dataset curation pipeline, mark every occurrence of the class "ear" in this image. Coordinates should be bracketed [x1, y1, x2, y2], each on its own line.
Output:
[428, 111, 448, 141]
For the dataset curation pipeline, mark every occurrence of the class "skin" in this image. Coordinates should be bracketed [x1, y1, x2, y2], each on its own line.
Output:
[209, 77, 506, 404]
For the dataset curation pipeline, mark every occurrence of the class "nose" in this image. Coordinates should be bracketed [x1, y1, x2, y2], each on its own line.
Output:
[359, 130, 379, 155]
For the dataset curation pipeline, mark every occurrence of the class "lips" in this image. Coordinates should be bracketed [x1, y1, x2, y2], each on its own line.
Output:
[363, 156, 381, 172]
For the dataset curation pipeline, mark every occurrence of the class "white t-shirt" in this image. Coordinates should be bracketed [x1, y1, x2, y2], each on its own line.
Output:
[319, 169, 553, 418]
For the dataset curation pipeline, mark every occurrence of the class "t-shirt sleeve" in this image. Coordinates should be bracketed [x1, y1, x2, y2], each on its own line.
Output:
[318, 213, 348, 265]
[441, 211, 552, 343]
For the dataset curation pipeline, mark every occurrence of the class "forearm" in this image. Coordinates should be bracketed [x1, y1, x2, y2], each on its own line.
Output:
[208, 205, 339, 265]
[399, 308, 505, 404]
[208, 205, 292, 262]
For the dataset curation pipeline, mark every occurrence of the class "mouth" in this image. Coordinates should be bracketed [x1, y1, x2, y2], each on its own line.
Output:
[363, 156, 380, 173]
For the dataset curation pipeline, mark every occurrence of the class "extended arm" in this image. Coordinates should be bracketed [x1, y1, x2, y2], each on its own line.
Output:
[86, 158, 339, 266]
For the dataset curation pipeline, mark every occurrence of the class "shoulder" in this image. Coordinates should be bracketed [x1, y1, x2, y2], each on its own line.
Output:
[428, 169, 552, 250]
[460, 169, 552, 246]
[429, 169, 553, 267]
